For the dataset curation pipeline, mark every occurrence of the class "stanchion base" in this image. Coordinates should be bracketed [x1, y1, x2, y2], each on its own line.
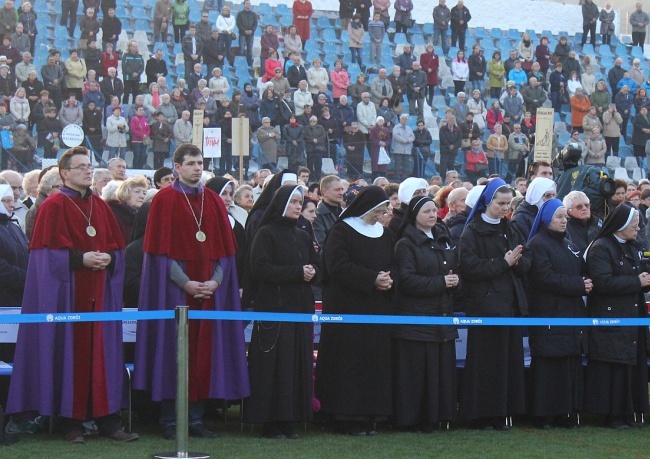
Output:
[153, 452, 210, 459]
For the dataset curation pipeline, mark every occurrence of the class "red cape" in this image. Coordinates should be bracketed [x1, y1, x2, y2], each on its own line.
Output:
[144, 183, 236, 262]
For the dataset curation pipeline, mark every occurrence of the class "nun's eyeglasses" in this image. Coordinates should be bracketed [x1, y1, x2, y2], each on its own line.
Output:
[369, 208, 388, 215]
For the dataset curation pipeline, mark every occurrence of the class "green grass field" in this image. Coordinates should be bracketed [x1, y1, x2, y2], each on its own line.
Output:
[6, 418, 650, 459]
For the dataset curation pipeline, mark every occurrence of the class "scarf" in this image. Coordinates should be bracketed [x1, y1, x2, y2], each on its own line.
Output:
[152, 92, 160, 108]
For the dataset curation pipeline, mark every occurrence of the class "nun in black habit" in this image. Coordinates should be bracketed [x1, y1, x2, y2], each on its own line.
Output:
[244, 185, 319, 439]
[393, 196, 459, 432]
[525, 199, 591, 429]
[124, 201, 152, 307]
[584, 203, 650, 428]
[315, 186, 395, 436]
[205, 177, 247, 284]
[458, 178, 529, 430]
[242, 170, 298, 309]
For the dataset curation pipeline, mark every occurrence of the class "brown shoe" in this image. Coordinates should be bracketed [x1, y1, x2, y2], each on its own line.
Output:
[65, 430, 85, 443]
[107, 429, 140, 442]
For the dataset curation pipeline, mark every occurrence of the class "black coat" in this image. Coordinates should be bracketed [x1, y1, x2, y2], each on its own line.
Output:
[526, 227, 587, 357]
[438, 124, 461, 156]
[446, 207, 468, 248]
[394, 224, 458, 342]
[511, 201, 537, 242]
[631, 113, 650, 150]
[459, 216, 529, 317]
[566, 215, 601, 253]
[0, 216, 28, 306]
[250, 219, 318, 312]
[586, 235, 649, 365]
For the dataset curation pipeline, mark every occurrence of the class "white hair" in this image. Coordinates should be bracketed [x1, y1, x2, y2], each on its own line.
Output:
[101, 180, 121, 201]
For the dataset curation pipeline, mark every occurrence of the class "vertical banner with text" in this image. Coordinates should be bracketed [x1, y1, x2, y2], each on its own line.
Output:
[534, 107, 555, 163]
[192, 110, 204, 150]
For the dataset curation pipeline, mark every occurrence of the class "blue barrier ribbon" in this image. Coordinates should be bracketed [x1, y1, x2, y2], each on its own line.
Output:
[0, 309, 649, 326]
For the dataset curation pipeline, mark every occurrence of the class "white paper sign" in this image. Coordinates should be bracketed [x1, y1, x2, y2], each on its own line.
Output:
[202, 127, 222, 158]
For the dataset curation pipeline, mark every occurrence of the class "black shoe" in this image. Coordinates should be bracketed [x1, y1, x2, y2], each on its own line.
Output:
[490, 417, 511, 431]
[189, 424, 219, 438]
[607, 418, 630, 429]
[626, 416, 644, 428]
[536, 416, 552, 430]
[162, 425, 175, 440]
[279, 423, 299, 440]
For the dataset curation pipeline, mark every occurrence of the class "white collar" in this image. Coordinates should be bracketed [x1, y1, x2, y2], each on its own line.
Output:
[343, 217, 384, 238]
[481, 213, 500, 225]
[228, 214, 235, 229]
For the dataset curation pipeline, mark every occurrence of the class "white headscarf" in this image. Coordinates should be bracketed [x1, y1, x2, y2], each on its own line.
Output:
[0, 184, 13, 218]
[465, 185, 485, 209]
[525, 177, 556, 208]
[397, 177, 429, 204]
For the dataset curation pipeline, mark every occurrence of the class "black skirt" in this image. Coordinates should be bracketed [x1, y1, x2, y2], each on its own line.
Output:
[530, 356, 583, 417]
[460, 326, 526, 420]
[244, 321, 314, 424]
[393, 339, 457, 426]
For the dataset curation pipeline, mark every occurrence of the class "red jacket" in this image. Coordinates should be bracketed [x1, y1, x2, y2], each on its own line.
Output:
[420, 52, 439, 86]
[101, 52, 119, 77]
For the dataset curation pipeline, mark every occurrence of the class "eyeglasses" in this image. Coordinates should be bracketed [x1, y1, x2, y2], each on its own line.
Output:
[51, 184, 61, 189]
[66, 165, 94, 173]
[369, 208, 388, 215]
[573, 203, 590, 210]
[1, 197, 14, 204]
[543, 192, 557, 199]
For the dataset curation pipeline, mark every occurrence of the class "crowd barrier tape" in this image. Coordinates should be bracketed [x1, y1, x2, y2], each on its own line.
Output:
[0, 309, 649, 327]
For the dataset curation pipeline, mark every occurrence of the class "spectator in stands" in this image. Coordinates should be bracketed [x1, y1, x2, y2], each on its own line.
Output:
[334, 93, 357, 133]
[327, 60, 348, 106]
[319, 105, 340, 161]
[585, 204, 649, 429]
[452, 91, 469, 123]
[580, 65, 596, 96]
[169, 87, 188, 118]
[349, 73, 371, 108]
[59, 0, 78, 37]
[438, 115, 461, 178]
[396, 43, 416, 77]
[412, 118, 432, 173]
[128, 94, 150, 122]
[599, 2, 615, 46]
[631, 106, 650, 164]
[549, 62, 567, 113]
[631, 60, 646, 90]
[145, 49, 168, 87]
[339, 0, 354, 31]
[181, 25, 202, 80]
[582, 106, 602, 141]
[406, 61, 426, 119]
[0, 181, 27, 300]
[521, 77, 546, 115]
[535, 36, 551, 75]
[566, 70, 583, 98]
[173, 110, 192, 145]
[357, 91, 376, 149]
[142, 82, 162, 116]
[485, 99, 503, 132]
[464, 138, 488, 184]
[208, 67, 228, 101]
[342, 120, 364, 180]
[257, 117, 280, 167]
[502, 85, 523, 127]
[467, 44, 486, 94]
[36, 107, 60, 158]
[451, 50, 468, 96]
[18, 2, 37, 55]
[216, 6, 236, 65]
[449, 0, 471, 51]
[368, 12, 385, 70]
[294, 80, 311, 117]
[461, 111, 481, 148]
[432, 0, 450, 56]
[364, 117, 388, 180]
[507, 124, 529, 183]
[629, 2, 649, 51]
[9, 86, 28, 124]
[101, 43, 119, 77]
[617, 72, 639, 95]
[283, 114, 305, 172]
[393, 114, 414, 180]
[22, 72, 42, 123]
[517, 32, 534, 72]
[106, 106, 128, 159]
[100, 8, 121, 51]
[393, 0, 413, 34]
[260, 25, 279, 74]
[262, 51, 282, 84]
[467, 89, 486, 122]
[82, 81, 104, 110]
[486, 122, 507, 175]
[602, 102, 622, 156]
[581, 0, 599, 47]
[122, 41, 144, 105]
[293, 0, 313, 45]
[553, 35, 570, 68]
[129, 106, 151, 169]
[635, 88, 649, 113]
[241, 82, 261, 130]
[195, 10, 212, 44]
[608, 58, 626, 100]
[153, 0, 172, 44]
[503, 49, 518, 77]
[187, 64, 205, 93]
[348, 14, 365, 68]
[487, 51, 505, 99]
[419, 43, 439, 106]
[172, 0, 189, 43]
[526, 198, 590, 430]
[63, 50, 85, 101]
[304, 115, 326, 179]
[585, 127, 606, 165]
[82, 39, 101, 77]
[9, 124, 35, 171]
[563, 190, 598, 252]
[100, 67, 123, 105]
[157, 93, 177, 125]
[589, 80, 610, 119]
[615, 85, 634, 139]
[508, 60, 527, 91]
[11, 23, 28, 55]
[83, 100, 102, 152]
[58, 93, 83, 129]
[79, 7, 99, 46]
[388, 64, 406, 115]
[370, 68, 392, 108]
[25, 167, 61, 239]
[306, 57, 327, 95]
[569, 89, 590, 133]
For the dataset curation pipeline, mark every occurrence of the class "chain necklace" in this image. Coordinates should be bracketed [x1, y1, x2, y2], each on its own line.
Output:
[64, 192, 96, 237]
[180, 184, 206, 242]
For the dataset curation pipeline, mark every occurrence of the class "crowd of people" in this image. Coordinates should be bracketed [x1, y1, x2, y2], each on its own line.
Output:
[1, 0, 650, 448]
[0, 0, 646, 187]
[2, 141, 650, 443]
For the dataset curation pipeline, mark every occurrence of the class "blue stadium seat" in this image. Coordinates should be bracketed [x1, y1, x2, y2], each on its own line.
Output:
[631, 46, 644, 59]
[582, 44, 595, 55]
[541, 29, 553, 39]
[256, 3, 272, 15]
[490, 28, 503, 39]
[615, 43, 627, 56]
[322, 29, 341, 44]
[393, 33, 408, 45]
[276, 4, 289, 16]
[473, 27, 487, 39]
[620, 145, 632, 158]
[525, 29, 537, 38]
[261, 14, 279, 28]
[131, 7, 148, 20]
[598, 45, 613, 57]
[411, 34, 426, 46]
[422, 23, 434, 36]
[558, 31, 569, 39]
[317, 16, 332, 29]
[279, 15, 293, 28]
[432, 95, 447, 108]
[347, 63, 361, 75]
[507, 28, 520, 41]
[558, 131, 571, 145]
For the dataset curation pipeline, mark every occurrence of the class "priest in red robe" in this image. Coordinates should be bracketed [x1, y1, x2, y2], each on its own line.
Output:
[134, 143, 250, 440]
[7, 146, 139, 443]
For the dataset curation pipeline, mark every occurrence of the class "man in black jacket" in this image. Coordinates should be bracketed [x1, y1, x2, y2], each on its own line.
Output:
[101, 8, 122, 51]
[581, 0, 599, 47]
[313, 175, 344, 246]
[319, 106, 340, 162]
[286, 54, 307, 89]
[181, 25, 203, 79]
[405, 61, 427, 119]
[100, 66, 124, 104]
[145, 49, 168, 85]
[438, 115, 461, 178]
[450, 0, 471, 51]
[236, 0, 257, 67]
[203, 30, 222, 77]
[607, 58, 626, 99]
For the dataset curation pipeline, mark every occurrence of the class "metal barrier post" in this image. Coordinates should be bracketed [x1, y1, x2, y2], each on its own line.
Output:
[153, 306, 210, 459]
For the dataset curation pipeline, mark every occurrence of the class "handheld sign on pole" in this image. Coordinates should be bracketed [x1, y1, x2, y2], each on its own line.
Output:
[192, 110, 204, 151]
[534, 107, 555, 164]
[202, 128, 222, 159]
[232, 117, 250, 185]
[61, 124, 85, 147]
